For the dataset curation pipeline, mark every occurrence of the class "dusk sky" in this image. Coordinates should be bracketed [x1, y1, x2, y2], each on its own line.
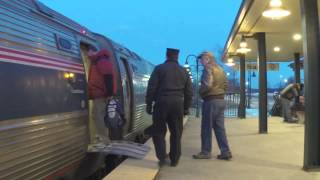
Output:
[41, 0, 241, 65]
[41, 0, 300, 88]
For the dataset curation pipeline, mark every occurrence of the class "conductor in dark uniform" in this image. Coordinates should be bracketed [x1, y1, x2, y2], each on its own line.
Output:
[146, 48, 193, 167]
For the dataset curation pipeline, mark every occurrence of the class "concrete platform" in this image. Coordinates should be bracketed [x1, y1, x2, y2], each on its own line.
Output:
[105, 118, 188, 180]
[156, 117, 320, 180]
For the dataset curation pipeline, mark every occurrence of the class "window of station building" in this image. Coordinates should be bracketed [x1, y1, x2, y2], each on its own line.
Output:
[55, 34, 73, 52]
[34, 0, 54, 17]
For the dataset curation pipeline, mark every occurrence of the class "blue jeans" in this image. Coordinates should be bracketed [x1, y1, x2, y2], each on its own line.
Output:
[201, 99, 230, 154]
[281, 97, 292, 122]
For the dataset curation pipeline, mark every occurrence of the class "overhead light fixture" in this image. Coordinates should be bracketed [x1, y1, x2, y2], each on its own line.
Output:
[236, 48, 251, 54]
[262, 0, 291, 20]
[226, 63, 235, 67]
[293, 33, 302, 41]
[227, 58, 233, 63]
[274, 46, 281, 52]
[237, 36, 252, 54]
[226, 57, 236, 67]
[240, 36, 248, 48]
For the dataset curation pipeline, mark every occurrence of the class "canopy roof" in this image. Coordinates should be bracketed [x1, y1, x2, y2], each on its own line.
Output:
[223, 0, 306, 62]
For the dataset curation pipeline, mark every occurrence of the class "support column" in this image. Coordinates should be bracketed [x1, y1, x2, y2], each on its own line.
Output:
[294, 53, 301, 104]
[238, 54, 246, 119]
[294, 52, 301, 84]
[255, 32, 268, 134]
[300, 0, 320, 170]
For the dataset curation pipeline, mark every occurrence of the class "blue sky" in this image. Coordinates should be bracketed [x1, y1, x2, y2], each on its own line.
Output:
[41, 0, 241, 65]
[41, 0, 299, 89]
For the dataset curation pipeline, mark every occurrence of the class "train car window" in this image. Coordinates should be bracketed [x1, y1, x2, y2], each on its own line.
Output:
[132, 52, 142, 61]
[34, 0, 54, 17]
[55, 34, 73, 52]
[131, 64, 138, 73]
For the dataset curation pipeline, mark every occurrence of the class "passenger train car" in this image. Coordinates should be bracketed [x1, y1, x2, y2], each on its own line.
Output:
[0, 0, 154, 179]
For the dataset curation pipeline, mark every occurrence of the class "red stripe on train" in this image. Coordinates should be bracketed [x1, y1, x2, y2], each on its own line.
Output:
[0, 46, 83, 67]
[0, 54, 84, 72]
[0, 51, 84, 70]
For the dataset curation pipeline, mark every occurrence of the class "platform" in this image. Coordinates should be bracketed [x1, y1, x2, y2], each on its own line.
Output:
[105, 117, 188, 180]
[156, 117, 320, 180]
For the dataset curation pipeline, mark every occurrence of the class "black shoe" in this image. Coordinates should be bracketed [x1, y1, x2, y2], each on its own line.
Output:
[158, 160, 168, 167]
[158, 155, 170, 167]
[170, 160, 179, 167]
[217, 152, 232, 161]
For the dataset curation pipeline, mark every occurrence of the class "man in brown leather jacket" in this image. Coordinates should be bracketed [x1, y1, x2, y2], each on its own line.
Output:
[193, 51, 232, 160]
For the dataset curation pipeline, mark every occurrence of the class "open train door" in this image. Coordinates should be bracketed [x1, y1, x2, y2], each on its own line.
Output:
[79, 43, 98, 145]
[118, 57, 135, 135]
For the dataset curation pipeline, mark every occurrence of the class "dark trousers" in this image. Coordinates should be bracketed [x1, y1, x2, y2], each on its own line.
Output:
[152, 97, 184, 163]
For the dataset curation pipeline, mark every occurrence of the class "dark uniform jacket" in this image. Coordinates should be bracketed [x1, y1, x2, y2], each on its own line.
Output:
[146, 60, 193, 110]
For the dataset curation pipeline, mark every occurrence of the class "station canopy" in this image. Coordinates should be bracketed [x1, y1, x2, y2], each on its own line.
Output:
[223, 0, 308, 62]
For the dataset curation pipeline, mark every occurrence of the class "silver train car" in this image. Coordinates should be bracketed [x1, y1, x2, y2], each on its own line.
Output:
[0, 0, 154, 179]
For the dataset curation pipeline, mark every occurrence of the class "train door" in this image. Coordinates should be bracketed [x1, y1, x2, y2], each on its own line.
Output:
[118, 57, 134, 135]
[79, 43, 96, 143]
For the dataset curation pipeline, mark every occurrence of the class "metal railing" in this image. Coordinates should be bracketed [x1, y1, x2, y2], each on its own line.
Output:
[225, 93, 240, 118]
[190, 92, 241, 118]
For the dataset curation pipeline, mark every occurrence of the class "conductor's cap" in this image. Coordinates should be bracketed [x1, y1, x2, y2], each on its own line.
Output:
[166, 48, 180, 57]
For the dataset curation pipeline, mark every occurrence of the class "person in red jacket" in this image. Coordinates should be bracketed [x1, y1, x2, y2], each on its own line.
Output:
[88, 45, 117, 144]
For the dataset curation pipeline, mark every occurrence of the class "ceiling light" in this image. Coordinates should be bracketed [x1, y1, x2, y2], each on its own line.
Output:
[274, 46, 281, 52]
[293, 34, 302, 41]
[236, 48, 251, 54]
[226, 62, 236, 67]
[226, 58, 236, 66]
[237, 36, 251, 54]
[270, 0, 282, 7]
[240, 36, 248, 48]
[227, 58, 234, 63]
[262, 0, 291, 20]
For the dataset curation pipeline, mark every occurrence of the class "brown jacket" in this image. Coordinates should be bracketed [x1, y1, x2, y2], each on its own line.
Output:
[199, 64, 228, 99]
